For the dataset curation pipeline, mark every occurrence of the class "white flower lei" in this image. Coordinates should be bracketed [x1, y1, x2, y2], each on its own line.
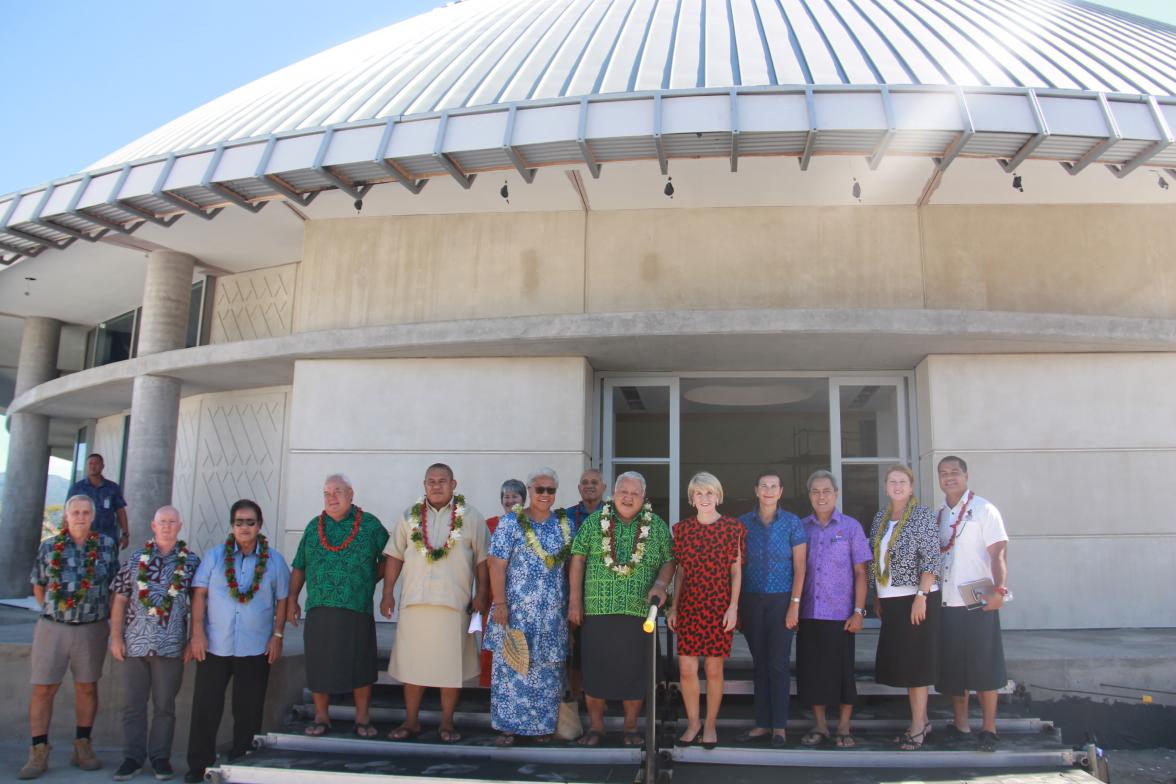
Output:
[408, 494, 466, 563]
[600, 501, 653, 576]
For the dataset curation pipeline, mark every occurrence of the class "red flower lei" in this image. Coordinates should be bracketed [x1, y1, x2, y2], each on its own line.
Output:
[939, 491, 975, 554]
[318, 506, 363, 552]
[46, 531, 100, 612]
[224, 534, 270, 603]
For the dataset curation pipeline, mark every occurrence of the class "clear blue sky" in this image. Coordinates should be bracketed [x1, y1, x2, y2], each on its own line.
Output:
[1, 0, 1174, 198]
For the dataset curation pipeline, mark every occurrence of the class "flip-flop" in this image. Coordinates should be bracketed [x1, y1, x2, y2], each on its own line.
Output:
[577, 729, 604, 747]
[495, 734, 516, 747]
[800, 730, 829, 746]
[387, 725, 421, 741]
[303, 721, 331, 736]
[353, 723, 378, 738]
[438, 728, 463, 744]
[834, 734, 856, 748]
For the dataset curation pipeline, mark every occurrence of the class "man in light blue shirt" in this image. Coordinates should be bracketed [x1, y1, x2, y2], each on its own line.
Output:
[184, 500, 290, 783]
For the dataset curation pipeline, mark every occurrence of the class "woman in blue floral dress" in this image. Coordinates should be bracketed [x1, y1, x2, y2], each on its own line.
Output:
[485, 467, 573, 745]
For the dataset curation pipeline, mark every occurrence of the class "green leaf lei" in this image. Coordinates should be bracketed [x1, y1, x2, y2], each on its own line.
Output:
[513, 505, 572, 569]
[872, 497, 917, 587]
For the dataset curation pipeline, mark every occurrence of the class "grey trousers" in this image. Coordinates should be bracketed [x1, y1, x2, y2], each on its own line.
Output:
[122, 655, 185, 763]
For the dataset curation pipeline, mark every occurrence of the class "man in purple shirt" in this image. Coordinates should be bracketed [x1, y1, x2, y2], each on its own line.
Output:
[796, 470, 871, 748]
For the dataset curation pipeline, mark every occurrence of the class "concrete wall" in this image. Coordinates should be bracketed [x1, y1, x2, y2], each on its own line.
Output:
[209, 263, 298, 343]
[279, 357, 593, 559]
[916, 353, 1176, 630]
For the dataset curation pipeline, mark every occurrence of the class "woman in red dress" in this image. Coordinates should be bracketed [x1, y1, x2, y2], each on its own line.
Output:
[667, 472, 744, 749]
[479, 479, 526, 688]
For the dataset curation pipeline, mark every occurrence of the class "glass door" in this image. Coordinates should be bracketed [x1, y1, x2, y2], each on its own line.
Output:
[829, 377, 911, 530]
[601, 378, 679, 525]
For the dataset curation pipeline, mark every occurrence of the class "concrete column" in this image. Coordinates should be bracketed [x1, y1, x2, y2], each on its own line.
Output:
[123, 250, 196, 543]
[0, 317, 61, 597]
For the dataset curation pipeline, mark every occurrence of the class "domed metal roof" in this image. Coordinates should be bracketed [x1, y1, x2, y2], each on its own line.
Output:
[2, 0, 1175, 264]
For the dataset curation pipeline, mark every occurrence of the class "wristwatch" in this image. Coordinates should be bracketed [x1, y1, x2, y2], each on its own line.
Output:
[853, 607, 866, 616]
[994, 586, 1010, 597]
[915, 589, 927, 598]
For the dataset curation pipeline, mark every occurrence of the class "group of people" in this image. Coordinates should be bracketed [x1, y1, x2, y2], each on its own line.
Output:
[22, 453, 1009, 783]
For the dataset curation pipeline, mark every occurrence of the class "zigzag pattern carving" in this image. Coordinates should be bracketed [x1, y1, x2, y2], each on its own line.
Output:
[209, 265, 296, 343]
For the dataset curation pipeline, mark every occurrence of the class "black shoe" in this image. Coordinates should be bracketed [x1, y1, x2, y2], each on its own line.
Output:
[183, 771, 204, 783]
[152, 759, 175, 781]
[977, 730, 999, 752]
[113, 758, 143, 781]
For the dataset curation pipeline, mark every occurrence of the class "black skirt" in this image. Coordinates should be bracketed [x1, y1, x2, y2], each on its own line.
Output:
[875, 591, 940, 688]
[796, 619, 857, 707]
[581, 614, 650, 701]
[304, 606, 378, 694]
[936, 606, 1007, 695]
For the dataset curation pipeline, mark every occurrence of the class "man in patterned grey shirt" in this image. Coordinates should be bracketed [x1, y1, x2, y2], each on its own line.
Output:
[110, 506, 200, 782]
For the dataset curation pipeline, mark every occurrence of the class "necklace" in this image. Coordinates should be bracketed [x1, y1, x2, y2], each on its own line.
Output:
[318, 506, 364, 552]
[872, 498, 916, 587]
[515, 505, 572, 569]
[136, 540, 190, 623]
[409, 495, 465, 563]
[224, 534, 270, 603]
[46, 531, 100, 612]
[600, 501, 653, 576]
[938, 491, 975, 554]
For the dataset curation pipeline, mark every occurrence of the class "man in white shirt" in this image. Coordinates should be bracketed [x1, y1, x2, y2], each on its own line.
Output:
[934, 456, 1009, 752]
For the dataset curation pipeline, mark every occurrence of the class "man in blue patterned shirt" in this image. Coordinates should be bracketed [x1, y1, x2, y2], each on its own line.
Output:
[110, 506, 200, 782]
[21, 494, 118, 779]
[67, 454, 130, 550]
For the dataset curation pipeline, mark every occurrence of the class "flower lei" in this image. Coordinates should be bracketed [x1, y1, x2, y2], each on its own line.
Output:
[600, 501, 653, 576]
[318, 506, 364, 552]
[938, 491, 975, 554]
[224, 534, 270, 603]
[46, 531, 99, 612]
[409, 495, 465, 563]
[137, 540, 190, 623]
[873, 498, 916, 587]
[514, 505, 572, 569]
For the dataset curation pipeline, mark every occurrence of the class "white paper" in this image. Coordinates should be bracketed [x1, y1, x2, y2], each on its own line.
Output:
[467, 613, 483, 633]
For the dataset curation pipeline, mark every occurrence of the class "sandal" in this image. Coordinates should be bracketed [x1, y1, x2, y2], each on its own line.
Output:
[303, 721, 331, 736]
[577, 729, 605, 747]
[387, 724, 421, 741]
[800, 730, 829, 747]
[623, 731, 645, 747]
[353, 722, 377, 738]
[495, 733, 516, 747]
[834, 733, 857, 748]
[438, 727, 463, 744]
[898, 724, 932, 751]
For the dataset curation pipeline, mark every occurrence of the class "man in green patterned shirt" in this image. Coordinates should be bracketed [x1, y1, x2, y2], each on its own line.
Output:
[569, 471, 673, 747]
[288, 474, 388, 739]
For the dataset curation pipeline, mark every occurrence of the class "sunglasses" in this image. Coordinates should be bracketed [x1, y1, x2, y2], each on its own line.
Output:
[531, 486, 557, 495]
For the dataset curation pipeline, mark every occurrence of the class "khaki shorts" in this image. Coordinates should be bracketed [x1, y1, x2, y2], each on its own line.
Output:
[30, 617, 109, 685]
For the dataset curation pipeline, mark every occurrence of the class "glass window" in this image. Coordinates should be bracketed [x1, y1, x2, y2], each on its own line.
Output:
[840, 463, 889, 536]
[840, 384, 900, 459]
[72, 427, 88, 483]
[186, 280, 205, 348]
[91, 311, 135, 367]
[612, 386, 670, 459]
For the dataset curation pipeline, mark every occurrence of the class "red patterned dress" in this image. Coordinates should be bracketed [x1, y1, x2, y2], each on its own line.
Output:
[672, 517, 745, 657]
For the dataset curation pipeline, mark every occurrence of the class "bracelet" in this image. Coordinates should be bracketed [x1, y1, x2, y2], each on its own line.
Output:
[790, 597, 801, 604]
[272, 631, 284, 639]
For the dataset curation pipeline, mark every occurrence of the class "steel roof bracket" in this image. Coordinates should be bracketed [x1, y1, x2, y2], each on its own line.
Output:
[107, 165, 177, 227]
[503, 105, 536, 183]
[66, 175, 138, 235]
[255, 137, 318, 206]
[1106, 96, 1173, 179]
[313, 128, 373, 200]
[0, 199, 54, 251]
[0, 238, 37, 258]
[577, 97, 602, 179]
[433, 113, 476, 189]
[729, 89, 741, 172]
[374, 118, 427, 194]
[153, 155, 223, 221]
[202, 146, 266, 213]
[934, 87, 975, 172]
[32, 184, 107, 242]
[999, 89, 1050, 174]
[653, 94, 668, 175]
[799, 86, 817, 170]
[1061, 93, 1121, 175]
[868, 87, 896, 171]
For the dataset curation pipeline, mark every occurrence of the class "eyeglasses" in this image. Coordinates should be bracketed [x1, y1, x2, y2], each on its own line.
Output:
[232, 519, 259, 527]
[531, 486, 557, 495]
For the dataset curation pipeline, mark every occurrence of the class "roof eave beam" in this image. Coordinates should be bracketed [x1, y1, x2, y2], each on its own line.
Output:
[1061, 93, 1121, 176]
[374, 118, 428, 195]
[577, 97, 602, 179]
[313, 128, 373, 201]
[799, 86, 817, 171]
[66, 174, 139, 235]
[1, 199, 57, 250]
[503, 105, 536, 184]
[154, 155, 223, 221]
[868, 87, 896, 171]
[729, 89, 740, 173]
[107, 165, 177, 227]
[255, 137, 317, 206]
[0, 238, 36, 257]
[32, 184, 105, 242]
[202, 146, 266, 213]
[433, 113, 476, 189]
[1106, 96, 1174, 179]
[653, 94, 668, 175]
[933, 87, 976, 172]
[999, 89, 1050, 173]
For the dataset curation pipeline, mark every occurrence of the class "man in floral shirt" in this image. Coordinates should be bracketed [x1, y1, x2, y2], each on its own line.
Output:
[20, 495, 118, 779]
[109, 506, 200, 782]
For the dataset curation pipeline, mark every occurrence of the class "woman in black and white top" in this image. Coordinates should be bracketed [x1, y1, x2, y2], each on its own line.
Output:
[869, 464, 941, 750]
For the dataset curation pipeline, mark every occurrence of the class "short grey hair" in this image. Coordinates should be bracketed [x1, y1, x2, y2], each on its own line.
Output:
[500, 479, 526, 500]
[324, 473, 353, 490]
[65, 494, 96, 513]
[527, 467, 560, 487]
[614, 471, 647, 494]
[806, 469, 839, 493]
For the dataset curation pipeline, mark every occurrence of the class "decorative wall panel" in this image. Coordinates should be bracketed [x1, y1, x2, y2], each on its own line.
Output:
[209, 264, 297, 343]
